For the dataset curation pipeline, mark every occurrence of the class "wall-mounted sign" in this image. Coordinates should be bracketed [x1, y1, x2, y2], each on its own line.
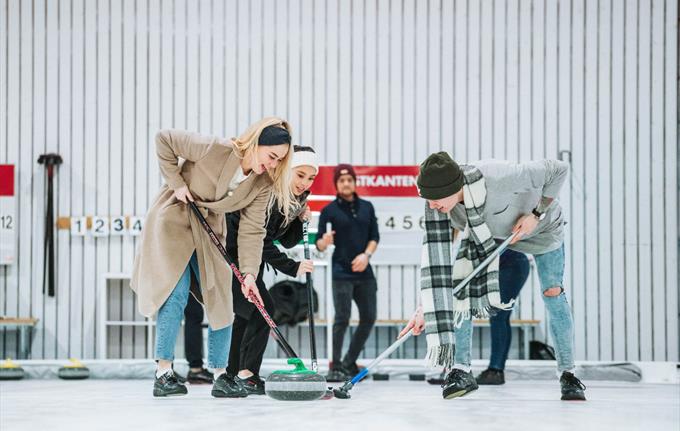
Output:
[0, 165, 16, 265]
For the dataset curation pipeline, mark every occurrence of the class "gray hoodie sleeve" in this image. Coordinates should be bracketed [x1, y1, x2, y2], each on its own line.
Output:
[530, 159, 570, 199]
[479, 159, 570, 199]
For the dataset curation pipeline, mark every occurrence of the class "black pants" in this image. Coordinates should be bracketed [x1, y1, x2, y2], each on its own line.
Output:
[184, 292, 205, 369]
[226, 273, 273, 376]
[332, 278, 377, 366]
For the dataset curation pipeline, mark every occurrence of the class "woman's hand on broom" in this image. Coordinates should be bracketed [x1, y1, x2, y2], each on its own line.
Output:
[242, 273, 263, 305]
[174, 185, 195, 204]
[296, 259, 314, 277]
[299, 205, 312, 221]
[398, 306, 425, 339]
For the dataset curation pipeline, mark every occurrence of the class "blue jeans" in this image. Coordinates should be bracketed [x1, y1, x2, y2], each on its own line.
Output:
[454, 245, 575, 373]
[488, 249, 531, 370]
[155, 252, 232, 369]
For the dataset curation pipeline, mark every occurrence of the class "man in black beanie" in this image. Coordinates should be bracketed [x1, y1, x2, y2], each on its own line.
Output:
[401, 152, 586, 401]
[316, 164, 380, 382]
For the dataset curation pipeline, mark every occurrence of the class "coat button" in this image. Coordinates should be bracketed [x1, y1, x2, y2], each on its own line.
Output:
[228, 191, 234, 197]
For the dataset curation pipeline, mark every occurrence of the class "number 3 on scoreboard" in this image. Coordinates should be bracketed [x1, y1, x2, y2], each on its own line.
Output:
[110, 217, 126, 236]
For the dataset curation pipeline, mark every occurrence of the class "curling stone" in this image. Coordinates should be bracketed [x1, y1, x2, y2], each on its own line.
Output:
[0, 358, 25, 380]
[265, 358, 328, 401]
[57, 358, 90, 380]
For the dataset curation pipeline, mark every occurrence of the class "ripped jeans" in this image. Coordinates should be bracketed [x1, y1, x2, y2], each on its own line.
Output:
[454, 245, 575, 373]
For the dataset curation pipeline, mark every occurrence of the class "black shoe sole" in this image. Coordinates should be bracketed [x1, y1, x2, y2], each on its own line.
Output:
[442, 385, 478, 399]
[153, 389, 188, 397]
[211, 389, 248, 398]
[561, 393, 586, 401]
[477, 380, 505, 385]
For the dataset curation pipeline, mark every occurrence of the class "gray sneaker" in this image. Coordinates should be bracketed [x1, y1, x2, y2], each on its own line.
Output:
[237, 374, 266, 395]
[476, 368, 505, 385]
[560, 372, 586, 401]
[326, 367, 349, 383]
[211, 372, 248, 398]
[153, 370, 188, 397]
[442, 369, 479, 399]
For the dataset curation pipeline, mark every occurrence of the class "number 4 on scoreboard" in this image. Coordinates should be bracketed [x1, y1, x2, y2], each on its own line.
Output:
[129, 217, 143, 236]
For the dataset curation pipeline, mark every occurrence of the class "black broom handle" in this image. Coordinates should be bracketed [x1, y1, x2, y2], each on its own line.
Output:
[302, 221, 318, 372]
[188, 201, 298, 359]
[45, 167, 55, 296]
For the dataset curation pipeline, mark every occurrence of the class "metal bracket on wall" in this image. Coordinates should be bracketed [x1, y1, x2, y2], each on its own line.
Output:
[558, 150, 572, 163]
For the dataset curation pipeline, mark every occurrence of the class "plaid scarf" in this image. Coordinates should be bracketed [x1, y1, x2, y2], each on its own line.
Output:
[420, 166, 514, 368]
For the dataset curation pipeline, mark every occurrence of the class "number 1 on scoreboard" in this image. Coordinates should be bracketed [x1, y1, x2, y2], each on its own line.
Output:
[71, 217, 87, 236]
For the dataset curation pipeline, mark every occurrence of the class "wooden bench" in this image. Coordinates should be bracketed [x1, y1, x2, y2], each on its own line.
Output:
[312, 318, 541, 360]
[0, 317, 39, 359]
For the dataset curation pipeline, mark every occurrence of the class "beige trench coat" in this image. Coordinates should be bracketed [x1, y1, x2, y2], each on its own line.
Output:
[130, 129, 272, 329]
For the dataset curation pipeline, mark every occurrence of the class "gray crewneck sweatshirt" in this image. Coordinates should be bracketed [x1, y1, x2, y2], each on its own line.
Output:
[448, 159, 569, 255]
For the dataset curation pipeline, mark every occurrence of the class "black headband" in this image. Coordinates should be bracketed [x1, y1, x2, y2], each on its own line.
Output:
[259, 125, 291, 147]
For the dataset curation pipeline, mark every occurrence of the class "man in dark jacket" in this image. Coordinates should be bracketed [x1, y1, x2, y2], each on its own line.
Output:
[316, 164, 380, 381]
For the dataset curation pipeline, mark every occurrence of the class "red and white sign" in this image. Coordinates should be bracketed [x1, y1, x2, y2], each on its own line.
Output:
[309, 165, 419, 198]
[307, 165, 426, 235]
[308, 165, 420, 212]
[0, 165, 15, 265]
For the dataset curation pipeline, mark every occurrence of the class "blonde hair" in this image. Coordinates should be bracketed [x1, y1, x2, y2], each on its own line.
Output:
[231, 117, 297, 225]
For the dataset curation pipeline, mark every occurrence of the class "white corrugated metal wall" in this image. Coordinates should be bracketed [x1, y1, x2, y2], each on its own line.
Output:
[0, 0, 677, 362]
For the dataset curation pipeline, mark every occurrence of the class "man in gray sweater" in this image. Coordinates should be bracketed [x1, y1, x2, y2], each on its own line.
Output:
[401, 152, 586, 401]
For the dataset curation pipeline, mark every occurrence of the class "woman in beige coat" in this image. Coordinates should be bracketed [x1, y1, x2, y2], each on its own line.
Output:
[130, 117, 296, 398]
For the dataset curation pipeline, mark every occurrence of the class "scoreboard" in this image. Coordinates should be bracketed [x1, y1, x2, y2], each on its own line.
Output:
[0, 164, 15, 265]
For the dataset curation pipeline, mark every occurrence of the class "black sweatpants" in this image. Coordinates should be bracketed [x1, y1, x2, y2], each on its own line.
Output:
[332, 278, 377, 366]
[226, 272, 274, 376]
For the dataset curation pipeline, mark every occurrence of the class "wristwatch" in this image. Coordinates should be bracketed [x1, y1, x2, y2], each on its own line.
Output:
[532, 207, 546, 221]
[365, 251, 373, 259]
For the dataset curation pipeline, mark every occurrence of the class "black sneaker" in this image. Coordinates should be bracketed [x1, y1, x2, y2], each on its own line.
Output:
[560, 372, 586, 401]
[169, 365, 186, 384]
[342, 362, 368, 381]
[476, 368, 505, 385]
[326, 366, 349, 383]
[153, 370, 188, 397]
[427, 369, 447, 385]
[187, 368, 214, 385]
[237, 374, 266, 395]
[441, 369, 479, 399]
[211, 372, 248, 398]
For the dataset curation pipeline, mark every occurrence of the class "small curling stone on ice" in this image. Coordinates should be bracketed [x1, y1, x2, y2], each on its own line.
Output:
[0, 358, 25, 380]
[58, 358, 90, 380]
